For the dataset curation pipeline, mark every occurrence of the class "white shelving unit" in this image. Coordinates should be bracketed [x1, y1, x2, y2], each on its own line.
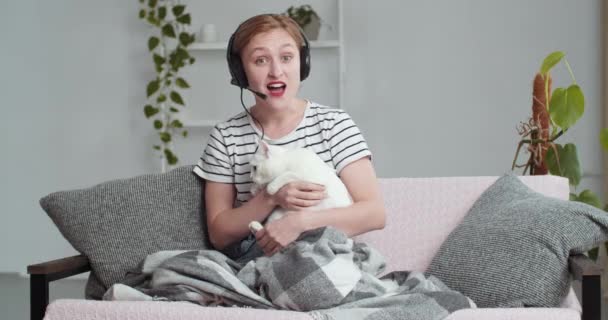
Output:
[182, 0, 344, 128]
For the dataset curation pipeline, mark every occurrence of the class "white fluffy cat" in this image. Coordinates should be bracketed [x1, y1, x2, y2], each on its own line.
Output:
[248, 140, 352, 232]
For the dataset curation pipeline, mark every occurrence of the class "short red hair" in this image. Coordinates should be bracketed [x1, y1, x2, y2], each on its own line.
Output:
[231, 14, 305, 55]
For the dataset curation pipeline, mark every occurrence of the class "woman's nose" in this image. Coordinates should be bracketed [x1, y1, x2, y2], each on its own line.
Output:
[269, 60, 284, 77]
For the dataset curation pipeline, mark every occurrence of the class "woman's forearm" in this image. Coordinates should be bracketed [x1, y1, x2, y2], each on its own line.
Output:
[297, 200, 386, 237]
[209, 191, 276, 250]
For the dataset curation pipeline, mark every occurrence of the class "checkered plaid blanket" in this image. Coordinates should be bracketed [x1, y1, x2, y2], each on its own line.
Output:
[103, 227, 474, 319]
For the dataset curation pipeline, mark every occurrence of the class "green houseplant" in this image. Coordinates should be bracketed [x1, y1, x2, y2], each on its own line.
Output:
[138, 0, 196, 171]
[285, 4, 321, 40]
[512, 51, 608, 258]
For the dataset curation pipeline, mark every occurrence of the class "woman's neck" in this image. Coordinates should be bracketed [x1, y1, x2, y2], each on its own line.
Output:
[249, 98, 308, 139]
[250, 98, 307, 128]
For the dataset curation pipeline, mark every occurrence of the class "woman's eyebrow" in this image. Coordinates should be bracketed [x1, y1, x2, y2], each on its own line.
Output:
[248, 43, 297, 56]
[279, 43, 296, 49]
[248, 47, 268, 58]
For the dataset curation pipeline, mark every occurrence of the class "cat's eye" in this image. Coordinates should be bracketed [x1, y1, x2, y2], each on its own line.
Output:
[251, 165, 257, 171]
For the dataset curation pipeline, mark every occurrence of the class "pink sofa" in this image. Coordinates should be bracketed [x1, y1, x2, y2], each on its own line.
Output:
[28, 175, 600, 320]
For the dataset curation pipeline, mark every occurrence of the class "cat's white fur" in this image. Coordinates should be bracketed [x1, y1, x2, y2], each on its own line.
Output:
[250, 141, 353, 224]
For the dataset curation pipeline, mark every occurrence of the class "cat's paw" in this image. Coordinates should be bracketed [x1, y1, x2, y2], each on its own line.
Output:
[248, 221, 263, 234]
[266, 183, 280, 195]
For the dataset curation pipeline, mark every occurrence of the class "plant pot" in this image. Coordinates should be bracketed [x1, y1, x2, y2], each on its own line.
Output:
[302, 15, 320, 41]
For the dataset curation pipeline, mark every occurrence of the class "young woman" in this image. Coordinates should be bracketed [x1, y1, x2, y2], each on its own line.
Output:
[194, 14, 385, 259]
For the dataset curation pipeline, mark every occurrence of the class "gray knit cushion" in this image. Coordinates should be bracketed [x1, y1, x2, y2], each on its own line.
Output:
[427, 174, 608, 308]
[40, 165, 209, 299]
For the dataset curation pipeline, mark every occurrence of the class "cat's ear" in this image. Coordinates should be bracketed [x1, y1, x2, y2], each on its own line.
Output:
[259, 140, 270, 158]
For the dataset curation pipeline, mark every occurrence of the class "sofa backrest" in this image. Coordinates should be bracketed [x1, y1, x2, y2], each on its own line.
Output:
[353, 175, 569, 274]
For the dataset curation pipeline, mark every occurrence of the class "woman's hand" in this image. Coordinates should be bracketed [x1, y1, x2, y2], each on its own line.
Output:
[255, 212, 305, 256]
[271, 182, 326, 211]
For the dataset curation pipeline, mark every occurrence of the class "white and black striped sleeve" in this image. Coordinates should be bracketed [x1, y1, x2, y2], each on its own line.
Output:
[327, 112, 372, 174]
[193, 126, 234, 183]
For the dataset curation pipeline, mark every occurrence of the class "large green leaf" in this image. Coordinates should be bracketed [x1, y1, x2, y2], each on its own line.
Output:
[188, 33, 196, 46]
[176, 14, 191, 25]
[179, 32, 192, 46]
[146, 80, 160, 97]
[175, 77, 190, 88]
[153, 53, 165, 66]
[139, 9, 146, 19]
[157, 7, 166, 20]
[143, 104, 159, 118]
[148, 36, 159, 51]
[549, 85, 584, 129]
[148, 0, 157, 8]
[154, 120, 163, 129]
[540, 51, 564, 75]
[170, 119, 183, 128]
[573, 189, 603, 209]
[168, 51, 178, 70]
[159, 132, 171, 143]
[600, 128, 608, 151]
[170, 91, 184, 105]
[162, 24, 176, 38]
[176, 47, 189, 61]
[545, 143, 581, 186]
[172, 5, 185, 17]
[146, 16, 159, 26]
[164, 148, 178, 165]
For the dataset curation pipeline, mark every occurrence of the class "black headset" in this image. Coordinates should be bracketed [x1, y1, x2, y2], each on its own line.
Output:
[226, 15, 311, 89]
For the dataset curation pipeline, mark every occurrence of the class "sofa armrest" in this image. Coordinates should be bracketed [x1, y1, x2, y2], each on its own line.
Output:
[28, 254, 90, 277]
[27, 255, 91, 320]
[569, 254, 602, 320]
[570, 254, 602, 280]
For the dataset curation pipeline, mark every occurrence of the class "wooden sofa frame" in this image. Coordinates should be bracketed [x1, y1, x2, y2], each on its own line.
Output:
[27, 254, 603, 320]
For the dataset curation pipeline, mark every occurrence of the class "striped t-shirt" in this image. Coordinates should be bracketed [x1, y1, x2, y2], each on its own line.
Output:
[193, 101, 372, 204]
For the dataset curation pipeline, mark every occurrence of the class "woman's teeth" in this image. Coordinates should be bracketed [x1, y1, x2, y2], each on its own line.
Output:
[267, 84, 286, 91]
[266, 83, 286, 97]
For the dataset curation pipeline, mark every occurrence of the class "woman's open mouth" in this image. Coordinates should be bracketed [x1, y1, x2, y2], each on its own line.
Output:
[267, 82, 286, 97]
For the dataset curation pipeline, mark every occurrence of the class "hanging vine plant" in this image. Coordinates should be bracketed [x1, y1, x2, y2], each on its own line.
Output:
[138, 0, 196, 171]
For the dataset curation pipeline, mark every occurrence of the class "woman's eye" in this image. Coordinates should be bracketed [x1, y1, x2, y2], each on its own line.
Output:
[281, 55, 293, 62]
[254, 57, 268, 65]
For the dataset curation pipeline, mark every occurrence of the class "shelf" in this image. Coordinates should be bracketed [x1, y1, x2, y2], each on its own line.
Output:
[190, 40, 341, 51]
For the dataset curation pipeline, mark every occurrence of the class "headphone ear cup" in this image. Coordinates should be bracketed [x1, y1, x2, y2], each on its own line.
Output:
[227, 32, 248, 88]
[231, 55, 249, 88]
[299, 31, 311, 81]
[300, 46, 311, 81]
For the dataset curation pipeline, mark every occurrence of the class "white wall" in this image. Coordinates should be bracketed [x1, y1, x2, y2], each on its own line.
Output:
[342, 0, 603, 199]
[1, 0, 603, 273]
[1, 0, 154, 272]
